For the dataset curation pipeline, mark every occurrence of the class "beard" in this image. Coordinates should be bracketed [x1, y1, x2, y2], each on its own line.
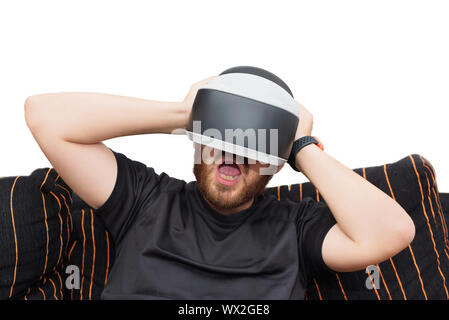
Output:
[193, 161, 272, 211]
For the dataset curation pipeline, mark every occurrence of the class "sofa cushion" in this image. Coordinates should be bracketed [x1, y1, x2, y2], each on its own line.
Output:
[265, 154, 449, 300]
[0, 168, 72, 299]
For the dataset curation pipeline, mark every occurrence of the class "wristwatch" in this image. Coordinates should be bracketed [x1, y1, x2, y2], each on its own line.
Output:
[288, 135, 324, 172]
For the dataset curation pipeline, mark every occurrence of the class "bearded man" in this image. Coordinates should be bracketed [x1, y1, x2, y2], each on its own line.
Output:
[24, 70, 415, 300]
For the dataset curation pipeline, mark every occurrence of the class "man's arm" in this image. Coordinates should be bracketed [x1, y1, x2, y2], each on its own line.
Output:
[24, 77, 215, 210]
[294, 104, 415, 273]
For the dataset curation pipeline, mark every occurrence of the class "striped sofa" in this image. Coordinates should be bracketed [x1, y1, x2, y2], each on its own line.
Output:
[1, 153, 448, 300]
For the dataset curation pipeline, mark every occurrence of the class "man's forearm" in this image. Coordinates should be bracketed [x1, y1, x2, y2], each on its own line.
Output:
[25, 92, 188, 143]
[295, 142, 415, 251]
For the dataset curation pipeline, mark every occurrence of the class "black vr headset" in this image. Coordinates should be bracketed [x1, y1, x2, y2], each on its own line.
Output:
[186, 66, 298, 166]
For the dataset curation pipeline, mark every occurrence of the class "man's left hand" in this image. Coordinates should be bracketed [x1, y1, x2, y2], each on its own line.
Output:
[295, 101, 313, 139]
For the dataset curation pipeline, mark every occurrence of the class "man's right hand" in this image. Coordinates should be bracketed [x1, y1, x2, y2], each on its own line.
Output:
[181, 76, 217, 121]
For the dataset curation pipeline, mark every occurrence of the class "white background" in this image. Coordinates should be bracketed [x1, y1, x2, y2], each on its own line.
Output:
[1, 0, 448, 191]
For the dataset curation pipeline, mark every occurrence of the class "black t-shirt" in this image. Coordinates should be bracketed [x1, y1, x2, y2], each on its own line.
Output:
[95, 148, 337, 300]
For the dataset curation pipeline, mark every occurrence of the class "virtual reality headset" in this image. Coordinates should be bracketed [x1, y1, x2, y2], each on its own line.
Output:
[186, 66, 299, 166]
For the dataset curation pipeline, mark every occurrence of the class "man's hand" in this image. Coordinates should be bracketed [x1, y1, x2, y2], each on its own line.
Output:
[182, 76, 217, 123]
[295, 101, 313, 140]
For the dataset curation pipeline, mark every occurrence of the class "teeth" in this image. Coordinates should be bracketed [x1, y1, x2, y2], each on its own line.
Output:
[219, 173, 239, 181]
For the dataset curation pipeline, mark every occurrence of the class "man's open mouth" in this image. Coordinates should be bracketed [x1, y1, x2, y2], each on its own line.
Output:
[216, 162, 242, 186]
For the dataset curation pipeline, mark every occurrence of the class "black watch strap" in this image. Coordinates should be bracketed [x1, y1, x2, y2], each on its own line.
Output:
[288, 136, 321, 172]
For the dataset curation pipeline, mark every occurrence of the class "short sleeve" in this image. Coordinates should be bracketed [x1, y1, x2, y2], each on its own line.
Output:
[296, 197, 337, 282]
[95, 148, 161, 245]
